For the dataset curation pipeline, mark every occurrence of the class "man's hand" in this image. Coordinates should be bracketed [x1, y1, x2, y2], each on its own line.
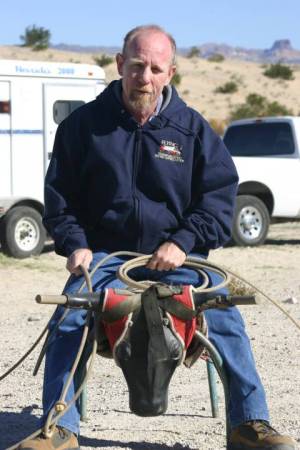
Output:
[66, 248, 93, 276]
[146, 241, 186, 271]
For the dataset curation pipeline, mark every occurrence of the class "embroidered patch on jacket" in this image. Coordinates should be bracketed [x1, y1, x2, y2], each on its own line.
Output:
[155, 139, 184, 163]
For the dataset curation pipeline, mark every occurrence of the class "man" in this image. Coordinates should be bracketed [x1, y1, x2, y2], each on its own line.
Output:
[19, 25, 296, 450]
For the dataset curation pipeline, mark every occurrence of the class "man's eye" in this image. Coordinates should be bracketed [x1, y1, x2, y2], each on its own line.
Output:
[152, 67, 162, 74]
[133, 63, 144, 69]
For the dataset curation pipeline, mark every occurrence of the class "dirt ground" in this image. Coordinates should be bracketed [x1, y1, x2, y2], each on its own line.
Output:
[0, 222, 299, 450]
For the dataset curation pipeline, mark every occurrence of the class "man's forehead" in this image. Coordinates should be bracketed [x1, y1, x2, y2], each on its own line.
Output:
[126, 56, 166, 66]
[126, 31, 173, 59]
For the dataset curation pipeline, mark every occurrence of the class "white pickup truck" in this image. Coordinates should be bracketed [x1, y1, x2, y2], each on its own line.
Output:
[223, 116, 300, 246]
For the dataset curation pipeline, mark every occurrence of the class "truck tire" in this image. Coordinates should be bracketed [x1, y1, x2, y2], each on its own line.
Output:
[0, 206, 46, 258]
[231, 195, 270, 246]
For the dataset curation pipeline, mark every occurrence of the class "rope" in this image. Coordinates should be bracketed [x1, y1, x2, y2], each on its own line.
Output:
[4, 265, 98, 450]
[0, 323, 49, 382]
[216, 264, 300, 331]
[43, 265, 95, 437]
[116, 254, 300, 331]
[0, 259, 96, 383]
[117, 254, 229, 291]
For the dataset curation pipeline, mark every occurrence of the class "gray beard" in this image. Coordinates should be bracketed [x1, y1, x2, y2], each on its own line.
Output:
[128, 92, 156, 114]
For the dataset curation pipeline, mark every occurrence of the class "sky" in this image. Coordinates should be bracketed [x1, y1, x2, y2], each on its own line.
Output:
[1, 0, 300, 50]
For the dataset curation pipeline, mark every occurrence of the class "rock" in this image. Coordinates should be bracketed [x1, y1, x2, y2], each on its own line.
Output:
[283, 297, 298, 304]
[27, 316, 41, 322]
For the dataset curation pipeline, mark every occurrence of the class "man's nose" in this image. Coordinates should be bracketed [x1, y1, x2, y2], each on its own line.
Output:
[139, 67, 151, 84]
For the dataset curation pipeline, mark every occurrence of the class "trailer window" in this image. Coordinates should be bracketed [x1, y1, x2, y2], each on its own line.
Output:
[53, 100, 85, 124]
[224, 122, 295, 156]
[0, 101, 10, 114]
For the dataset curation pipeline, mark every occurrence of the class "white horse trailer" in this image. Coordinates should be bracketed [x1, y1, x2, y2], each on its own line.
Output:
[0, 59, 106, 258]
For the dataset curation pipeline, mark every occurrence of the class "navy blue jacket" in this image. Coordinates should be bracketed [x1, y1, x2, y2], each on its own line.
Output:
[43, 81, 238, 257]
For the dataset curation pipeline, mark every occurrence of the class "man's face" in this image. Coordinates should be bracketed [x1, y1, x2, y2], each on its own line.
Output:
[116, 31, 176, 117]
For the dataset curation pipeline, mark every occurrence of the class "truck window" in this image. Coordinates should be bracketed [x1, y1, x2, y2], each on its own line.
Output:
[224, 122, 295, 156]
[53, 100, 85, 125]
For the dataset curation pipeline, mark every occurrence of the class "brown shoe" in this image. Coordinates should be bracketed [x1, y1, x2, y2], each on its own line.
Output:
[18, 426, 80, 450]
[228, 420, 297, 449]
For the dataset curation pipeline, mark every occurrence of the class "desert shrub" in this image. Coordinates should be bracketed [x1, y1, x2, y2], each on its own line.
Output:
[209, 118, 228, 136]
[229, 93, 293, 121]
[263, 63, 294, 80]
[267, 101, 293, 115]
[207, 53, 225, 62]
[20, 25, 51, 51]
[215, 81, 238, 94]
[187, 46, 201, 58]
[171, 72, 182, 86]
[228, 278, 256, 297]
[230, 73, 244, 83]
[94, 54, 114, 67]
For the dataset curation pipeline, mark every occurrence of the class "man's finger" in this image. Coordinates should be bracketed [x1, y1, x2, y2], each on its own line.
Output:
[148, 255, 172, 271]
[80, 256, 90, 271]
[156, 260, 172, 271]
[66, 249, 92, 274]
[146, 256, 158, 270]
[66, 258, 81, 275]
[73, 267, 83, 276]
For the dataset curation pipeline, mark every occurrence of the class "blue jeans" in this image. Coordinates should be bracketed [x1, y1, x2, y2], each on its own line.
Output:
[42, 251, 269, 434]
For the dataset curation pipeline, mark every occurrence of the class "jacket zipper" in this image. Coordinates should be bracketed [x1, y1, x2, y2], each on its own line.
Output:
[133, 126, 142, 251]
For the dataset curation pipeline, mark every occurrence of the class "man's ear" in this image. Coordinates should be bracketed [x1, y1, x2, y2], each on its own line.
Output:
[116, 53, 124, 76]
[166, 65, 177, 85]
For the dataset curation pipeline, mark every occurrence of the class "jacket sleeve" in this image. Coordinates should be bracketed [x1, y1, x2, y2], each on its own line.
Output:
[169, 120, 239, 254]
[43, 117, 89, 257]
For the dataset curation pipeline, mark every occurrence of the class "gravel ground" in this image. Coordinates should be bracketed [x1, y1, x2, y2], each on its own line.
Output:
[0, 222, 299, 450]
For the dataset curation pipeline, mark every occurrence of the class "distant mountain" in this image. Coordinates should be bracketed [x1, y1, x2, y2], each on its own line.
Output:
[262, 39, 300, 63]
[52, 39, 300, 63]
[184, 39, 300, 63]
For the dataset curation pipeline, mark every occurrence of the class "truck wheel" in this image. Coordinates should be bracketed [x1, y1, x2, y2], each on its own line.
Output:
[231, 195, 270, 246]
[0, 206, 46, 258]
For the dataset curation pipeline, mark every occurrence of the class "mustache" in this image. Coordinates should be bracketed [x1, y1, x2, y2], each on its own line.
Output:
[134, 88, 153, 94]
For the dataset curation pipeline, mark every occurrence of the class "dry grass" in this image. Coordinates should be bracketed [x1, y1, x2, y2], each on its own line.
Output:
[228, 277, 256, 297]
